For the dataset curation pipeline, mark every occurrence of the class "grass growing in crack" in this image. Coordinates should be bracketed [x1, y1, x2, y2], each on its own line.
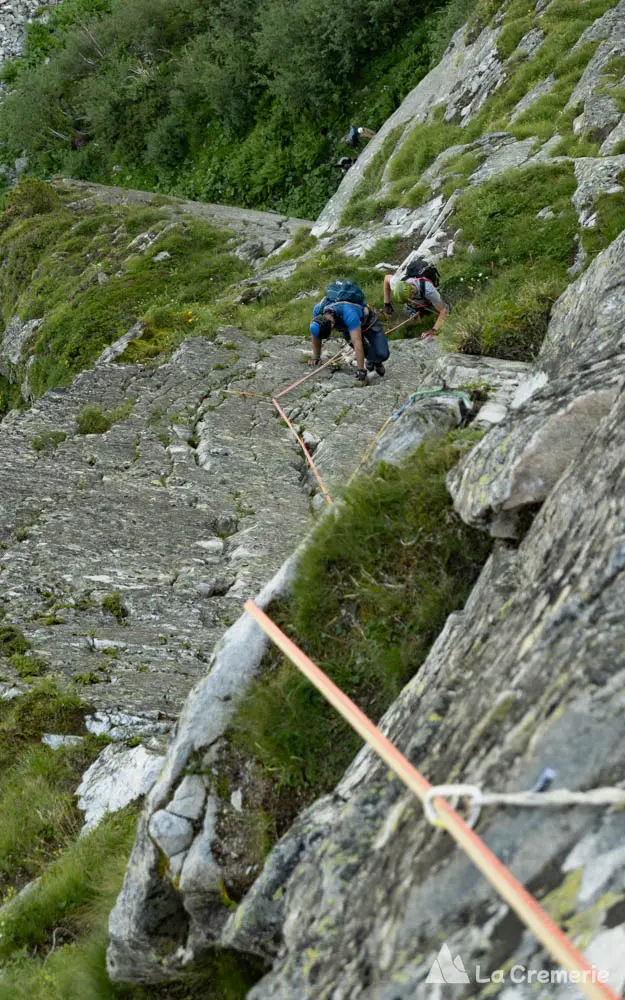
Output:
[231, 430, 491, 793]
[75, 400, 133, 435]
[30, 429, 67, 453]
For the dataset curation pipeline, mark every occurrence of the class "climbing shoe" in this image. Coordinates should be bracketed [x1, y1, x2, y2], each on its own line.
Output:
[354, 368, 368, 382]
[366, 361, 385, 376]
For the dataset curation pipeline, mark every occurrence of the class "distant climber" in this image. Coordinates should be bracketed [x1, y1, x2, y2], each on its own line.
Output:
[383, 258, 449, 340]
[344, 124, 376, 148]
[334, 156, 355, 174]
[309, 280, 390, 382]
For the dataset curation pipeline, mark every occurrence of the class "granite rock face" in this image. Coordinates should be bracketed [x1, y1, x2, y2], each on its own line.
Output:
[222, 253, 625, 1000]
[312, 24, 505, 236]
[448, 229, 625, 534]
[106, 336, 523, 983]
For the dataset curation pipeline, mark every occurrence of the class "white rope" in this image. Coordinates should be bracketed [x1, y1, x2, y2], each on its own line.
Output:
[423, 783, 625, 829]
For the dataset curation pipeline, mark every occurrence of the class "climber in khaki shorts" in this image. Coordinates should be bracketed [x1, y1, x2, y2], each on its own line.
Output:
[383, 258, 449, 340]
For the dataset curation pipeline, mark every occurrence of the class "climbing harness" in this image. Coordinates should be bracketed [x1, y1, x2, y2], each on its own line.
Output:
[243, 600, 621, 1000]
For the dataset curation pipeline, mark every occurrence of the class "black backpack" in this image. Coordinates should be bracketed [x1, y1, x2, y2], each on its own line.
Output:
[403, 257, 440, 287]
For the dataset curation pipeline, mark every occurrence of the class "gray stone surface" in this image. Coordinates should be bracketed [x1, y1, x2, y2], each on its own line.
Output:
[41, 733, 83, 750]
[448, 230, 625, 532]
[469, 136, 540, 185]
[0, 316, 43, 377]
[572, 154, 625, 227]
[600, 112, 625, 153]
[76, 743, 164, 830]
[312, 24, 504, 235]
[149, 809, 194, 859]
[54, 179, 312, 255]
[510, 75, 555, 122]
[515, 27, 545, 60]
[573, 94, 622, 144]
[237, 372, 625, 998]
[169, 775, 207, 822]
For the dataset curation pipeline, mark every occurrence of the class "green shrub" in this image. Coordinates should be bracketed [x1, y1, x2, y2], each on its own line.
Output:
[2, 179, 60, 224]
[232, 431, 491, 792]
[0, 0, 474, 218]
[101, 591, 128, 621]
[9, 652, 48, 678]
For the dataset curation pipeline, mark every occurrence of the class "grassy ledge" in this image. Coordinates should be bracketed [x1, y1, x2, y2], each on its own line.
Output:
[0, 178, 249, 399]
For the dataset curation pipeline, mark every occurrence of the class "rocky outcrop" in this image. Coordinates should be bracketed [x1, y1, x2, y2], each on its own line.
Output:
[217, 229, 625, 999]
[106, 338, 525, 983]
[448, 229, 625, 534]
[54, 179, 313, 263]
[312, 23, 506, 236]
[0, 0, 61, 67]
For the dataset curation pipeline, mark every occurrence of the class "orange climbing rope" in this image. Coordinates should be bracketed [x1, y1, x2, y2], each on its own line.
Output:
[243, 599, 620, 1000]
[272, 397, 333, 505]
[273, 348, 349, 399]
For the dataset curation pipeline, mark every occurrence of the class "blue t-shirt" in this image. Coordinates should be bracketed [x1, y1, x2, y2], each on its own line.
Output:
[310, 301, 364, 340]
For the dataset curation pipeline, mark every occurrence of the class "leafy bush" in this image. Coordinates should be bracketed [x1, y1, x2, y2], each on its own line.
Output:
[0, 0, 468, 217]
[3, 179, 60, 221]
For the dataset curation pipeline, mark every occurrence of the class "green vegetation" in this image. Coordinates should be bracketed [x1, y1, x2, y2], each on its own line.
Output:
[101, 592, 128, 622]
[0, 623, 30, 657]
[0, 680, 263, 997]
[439, 162, 579, 360]
[75, 401, 133, 435]
[0, 0, 480, 218]
[30, 428, 67, 453]
[0, 179, 248, 398]
[232, 431, 491, 792]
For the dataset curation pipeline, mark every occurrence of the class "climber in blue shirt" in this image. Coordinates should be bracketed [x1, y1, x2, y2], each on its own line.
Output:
[309, 300, 390, 382]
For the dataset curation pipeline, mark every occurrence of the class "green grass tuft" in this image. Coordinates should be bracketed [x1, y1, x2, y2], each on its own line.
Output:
[101, 592, 128, 622]
[30, 429, 67, 453]
[75, 401, 133, 435]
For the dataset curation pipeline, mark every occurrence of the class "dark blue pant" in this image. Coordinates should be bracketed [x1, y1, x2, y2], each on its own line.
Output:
[343, 321, 389, 364]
